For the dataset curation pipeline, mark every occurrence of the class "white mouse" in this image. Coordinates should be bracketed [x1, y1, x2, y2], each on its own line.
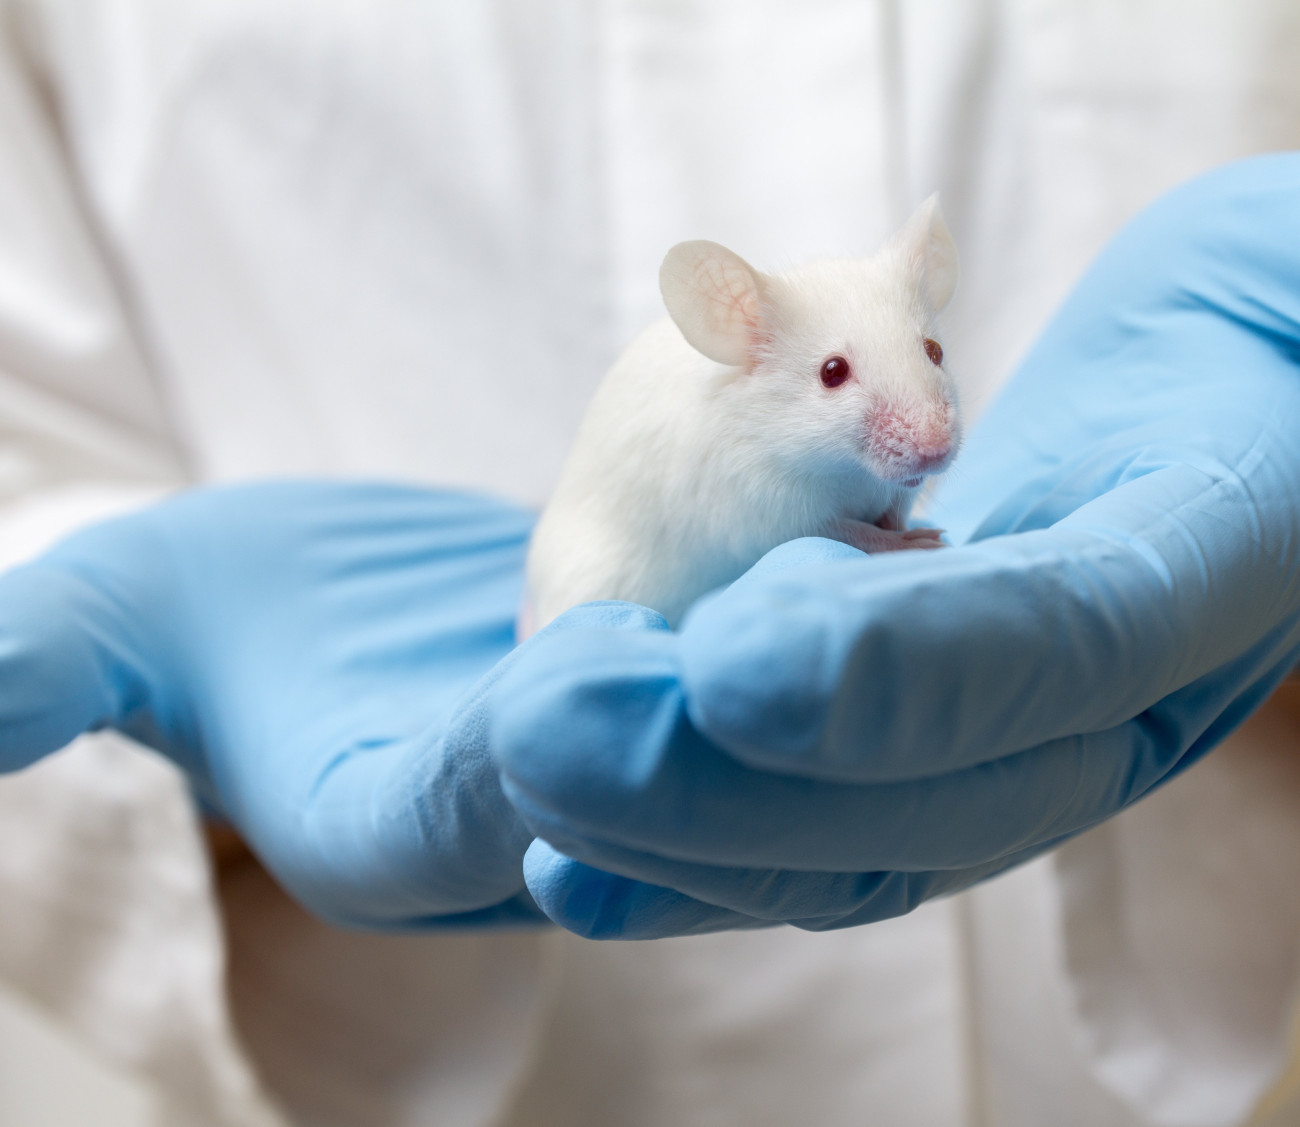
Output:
[525, 194, 962, 633]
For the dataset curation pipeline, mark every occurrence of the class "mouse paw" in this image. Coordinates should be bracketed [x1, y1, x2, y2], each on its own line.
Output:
[833, 519, 947, 554]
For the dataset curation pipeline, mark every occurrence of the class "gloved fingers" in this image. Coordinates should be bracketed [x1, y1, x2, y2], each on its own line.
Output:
[494, 621, 1297, 873]
[522, 840, 767, 939]
[521, 821, 925, 930]
[679, 447, 1300, 785]
[521, 836, 1026, 940]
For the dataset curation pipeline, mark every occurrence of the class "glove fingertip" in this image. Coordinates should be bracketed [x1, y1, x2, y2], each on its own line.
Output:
[679, 599, 830, 768]
[522, 840, 755, 940]
[522, 840, 620, 938]
[673, 539, 876, 767]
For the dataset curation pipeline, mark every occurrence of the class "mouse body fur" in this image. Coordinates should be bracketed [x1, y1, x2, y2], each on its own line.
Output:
[526, 196, 962, 631]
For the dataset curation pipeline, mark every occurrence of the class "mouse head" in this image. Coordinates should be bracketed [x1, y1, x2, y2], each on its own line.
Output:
[659, 195, 961, 488]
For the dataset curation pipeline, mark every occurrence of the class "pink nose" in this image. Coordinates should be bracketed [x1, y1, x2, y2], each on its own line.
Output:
[909, 445, 952, 473]
[864, 404, 955, 480]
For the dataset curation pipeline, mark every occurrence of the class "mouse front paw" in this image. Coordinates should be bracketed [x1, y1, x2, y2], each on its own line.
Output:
[832, 519, 947, 554]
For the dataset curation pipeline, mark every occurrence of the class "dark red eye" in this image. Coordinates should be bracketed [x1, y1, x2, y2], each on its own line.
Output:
[819, 355, 851, 388]
[924, 338, 943, 366]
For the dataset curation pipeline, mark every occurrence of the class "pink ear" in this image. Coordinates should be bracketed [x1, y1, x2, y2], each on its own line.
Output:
[892, 194, 959, 313]
[659, 240, 765, 366]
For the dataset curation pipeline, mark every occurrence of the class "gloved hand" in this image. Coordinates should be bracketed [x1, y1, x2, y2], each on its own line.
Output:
[0, 481, 550, 929]
[489, 153, 1300, 938]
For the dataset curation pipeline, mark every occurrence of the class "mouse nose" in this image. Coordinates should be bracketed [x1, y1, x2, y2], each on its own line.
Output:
[863, 403, 957, 481]
[910, 444, 952, 473]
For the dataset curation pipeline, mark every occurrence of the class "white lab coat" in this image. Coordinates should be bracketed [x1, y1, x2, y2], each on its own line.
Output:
[2, 3, 1300, 1124]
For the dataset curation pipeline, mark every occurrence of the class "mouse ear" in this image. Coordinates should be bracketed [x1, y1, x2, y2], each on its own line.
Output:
[892, 194, 959, 313]
[660, 241, 766, 367]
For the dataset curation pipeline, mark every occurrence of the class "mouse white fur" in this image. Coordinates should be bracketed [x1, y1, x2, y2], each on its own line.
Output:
[525, 195, 962, 632]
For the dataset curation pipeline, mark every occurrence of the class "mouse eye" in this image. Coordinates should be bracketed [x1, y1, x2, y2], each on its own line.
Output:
[819, 355, 852, 389]
[923, 338, 943, 366]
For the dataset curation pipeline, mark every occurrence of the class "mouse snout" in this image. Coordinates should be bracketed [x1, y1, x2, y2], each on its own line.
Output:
[862, 400, 957, 482]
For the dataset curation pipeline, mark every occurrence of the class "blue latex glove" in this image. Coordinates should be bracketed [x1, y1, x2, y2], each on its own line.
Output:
[489, 153, 1300, 939]
[0, 482, 548, 929]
